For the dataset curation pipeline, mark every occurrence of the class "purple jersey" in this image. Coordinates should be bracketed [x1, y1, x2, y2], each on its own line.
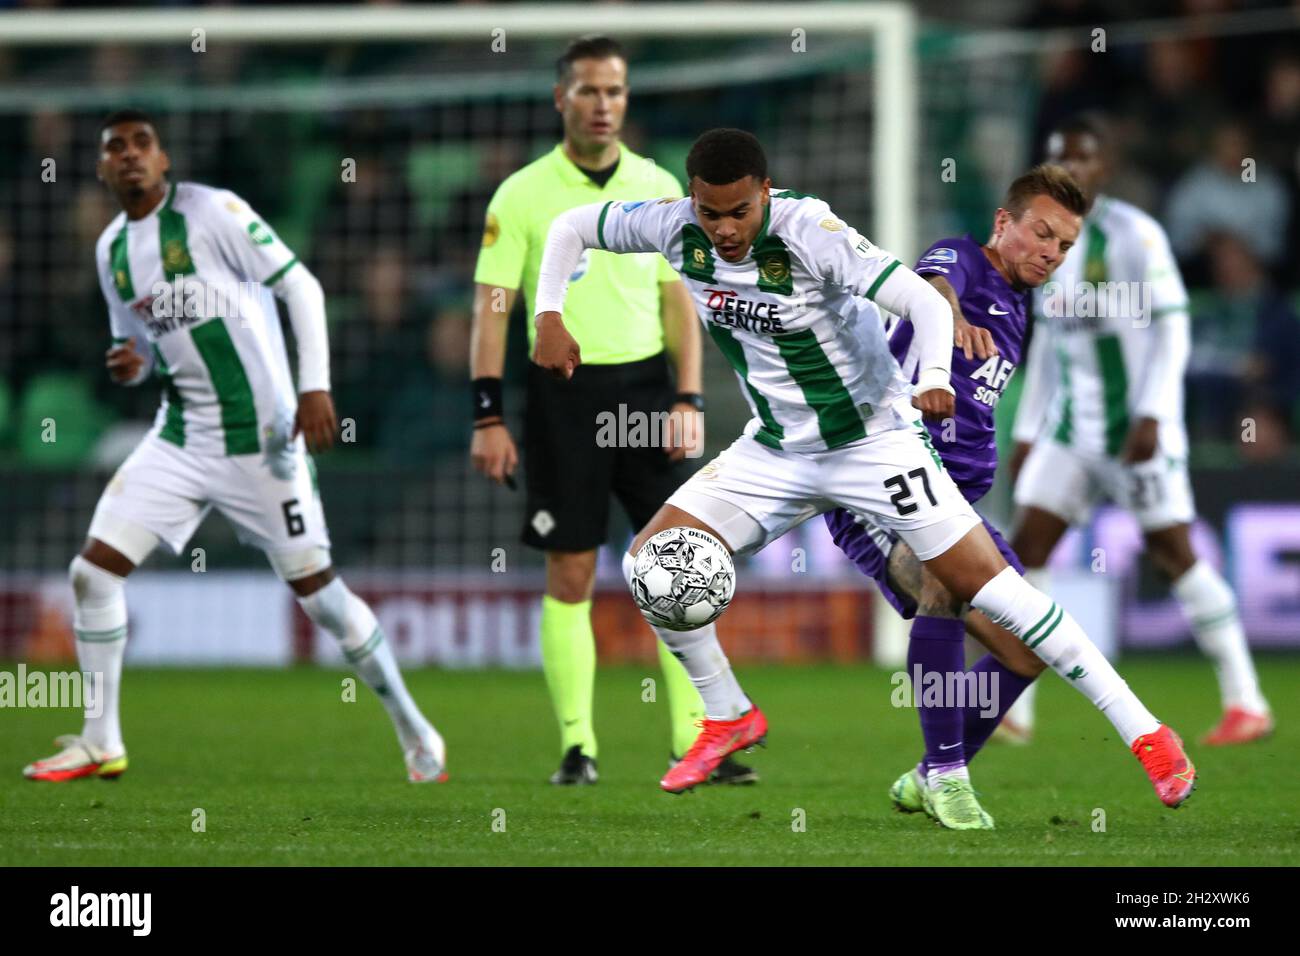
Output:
[893, 235, 1029, 503]
[822, 236, 1029, 615]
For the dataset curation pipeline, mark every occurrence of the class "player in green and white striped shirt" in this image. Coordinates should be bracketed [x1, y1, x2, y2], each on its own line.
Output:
[23, 110, 448, 784]
[534, 129, 1196, 809]
[1010, 113, 1271, 746]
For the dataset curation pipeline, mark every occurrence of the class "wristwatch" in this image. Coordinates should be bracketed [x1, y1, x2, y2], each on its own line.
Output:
[675, 392, 706, 413]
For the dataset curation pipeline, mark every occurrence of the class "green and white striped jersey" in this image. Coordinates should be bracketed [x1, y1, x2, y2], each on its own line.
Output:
[593, 191, 915, 452]
[94, 182, 302, 457]
[1019, 194, 1190, 458]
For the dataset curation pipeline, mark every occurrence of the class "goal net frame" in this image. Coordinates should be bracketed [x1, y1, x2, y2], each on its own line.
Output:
[0, 1, 919, 665]
[0, 1, 918, 260]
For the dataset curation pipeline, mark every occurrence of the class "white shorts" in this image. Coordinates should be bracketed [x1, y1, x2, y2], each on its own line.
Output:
[1014, 436, 1196, 532]
[667, 422, 980, 560]
[88, 435, 331, 566]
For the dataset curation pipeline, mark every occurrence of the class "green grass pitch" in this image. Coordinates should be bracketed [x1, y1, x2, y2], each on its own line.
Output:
[2, 656, 1296, 866]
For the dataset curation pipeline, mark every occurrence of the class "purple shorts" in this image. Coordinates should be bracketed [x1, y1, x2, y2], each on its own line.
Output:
[823, 507, 1025, 619]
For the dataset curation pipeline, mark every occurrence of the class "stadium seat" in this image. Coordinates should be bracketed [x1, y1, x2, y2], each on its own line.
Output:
[17, 373, 111, 467]
[407, 142, 482, 229]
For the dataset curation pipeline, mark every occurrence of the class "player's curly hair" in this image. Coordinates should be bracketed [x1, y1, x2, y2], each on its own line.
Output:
[99, 109, 161, 142]
[685, 128, 768, 186]
[1003, 164, 1091, 219]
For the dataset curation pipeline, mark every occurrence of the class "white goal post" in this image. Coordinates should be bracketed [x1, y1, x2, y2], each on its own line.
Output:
[0, 1, 918, 260]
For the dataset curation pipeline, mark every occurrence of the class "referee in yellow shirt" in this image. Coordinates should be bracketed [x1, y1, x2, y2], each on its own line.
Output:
[470, 35, 755, 786]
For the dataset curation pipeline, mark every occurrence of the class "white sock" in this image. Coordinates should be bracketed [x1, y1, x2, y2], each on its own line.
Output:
[1171, 560, 1268, 714]
[623, 552, 751, 719]
[972, 567, 1159, 746]
[298, 578, 432, 749]
[1004, 566, 1050, 732]
[926, 764, 970, 790]
[69, 555, 128, 755]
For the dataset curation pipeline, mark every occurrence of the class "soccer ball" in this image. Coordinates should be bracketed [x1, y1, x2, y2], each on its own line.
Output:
[630, 527, 736, 631]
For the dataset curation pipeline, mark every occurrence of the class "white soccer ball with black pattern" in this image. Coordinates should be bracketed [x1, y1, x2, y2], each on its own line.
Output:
[630, 527, 736, 631]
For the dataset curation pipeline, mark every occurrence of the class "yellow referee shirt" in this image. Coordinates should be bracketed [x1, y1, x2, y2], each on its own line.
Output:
[474, 142, 682, 365]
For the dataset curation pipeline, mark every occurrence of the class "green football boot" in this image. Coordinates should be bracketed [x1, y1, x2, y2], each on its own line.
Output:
[889, 766, 926, 814]
[920, 775, 995, 830]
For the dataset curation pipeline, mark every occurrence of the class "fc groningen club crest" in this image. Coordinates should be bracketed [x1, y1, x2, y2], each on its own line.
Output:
[163, 238, 192, 274]
[755, 245, 792, 294]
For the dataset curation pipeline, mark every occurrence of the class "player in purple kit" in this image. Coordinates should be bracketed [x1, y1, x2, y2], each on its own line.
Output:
[826, 165, 1091, 827]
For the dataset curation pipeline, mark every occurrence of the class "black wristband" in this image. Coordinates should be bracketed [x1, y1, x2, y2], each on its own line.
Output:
[472, 377, 503, 421]
[675, 392, 706, 413]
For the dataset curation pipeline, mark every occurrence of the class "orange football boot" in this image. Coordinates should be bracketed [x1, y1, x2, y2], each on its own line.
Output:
[1131, 724, 1196, 808]
[23, 734, 127, 782]
[661, 707, 766, 794]
[1201, 706, 1273, 746]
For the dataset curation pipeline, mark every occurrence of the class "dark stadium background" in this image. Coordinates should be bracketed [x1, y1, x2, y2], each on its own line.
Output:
[1, 0, 1298, 665]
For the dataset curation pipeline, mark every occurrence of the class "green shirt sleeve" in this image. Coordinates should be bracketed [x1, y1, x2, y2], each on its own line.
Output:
[473, 177, 528, 290]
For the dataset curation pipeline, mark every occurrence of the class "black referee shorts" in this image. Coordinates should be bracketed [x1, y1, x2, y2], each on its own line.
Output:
[522, 351, 698, 552]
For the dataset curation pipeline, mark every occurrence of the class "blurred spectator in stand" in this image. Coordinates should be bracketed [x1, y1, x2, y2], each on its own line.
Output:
[316, 150, 418, 300]
[0, 224, 14, 449]
[9, 111, 75, 391]
[1028, 48, 1112, 170]
[376, 302, 472, 465]
[1189, 232, 1297, 457]
[331, 244, 418, 454]
[439, 139, 525, 283]
[1239, 245, 1300, 462]
[1255, 53, 1300, 287]
[89, 44, 139, 87]
[1125, 38, 1220, 199]
[1019, 0, 1113, 30]
[329, 243, 472, 465]
[1165, 120, 1291, 285]
[1257, 54, 1300, 174]
[0, 222, 15, 366]
[328, 235, 473, 465]
[1020, 0, 1118, 159]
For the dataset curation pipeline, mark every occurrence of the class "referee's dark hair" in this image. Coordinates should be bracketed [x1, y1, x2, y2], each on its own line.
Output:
[686, 129, 768, 185]
[100, 108, 161, 142]
[556, 35, 626, 84]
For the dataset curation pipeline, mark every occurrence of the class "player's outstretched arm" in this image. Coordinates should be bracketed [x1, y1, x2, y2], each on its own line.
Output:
[531, 203, 605, 378]
[532, 311, 582, 380]
[805, 212, 955, 419]
[533, 200, 673, 379]
[873, 266, 957, 421]
[276, 265, 337, 452]
[207, 191, 336, 451]
[924, 274, 997, 361]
